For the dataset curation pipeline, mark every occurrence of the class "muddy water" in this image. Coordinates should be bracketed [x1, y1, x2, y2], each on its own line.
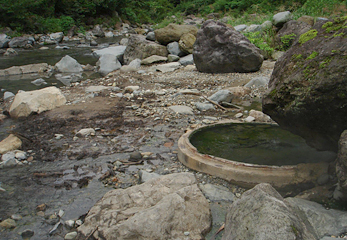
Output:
[0, 37, 122, 93]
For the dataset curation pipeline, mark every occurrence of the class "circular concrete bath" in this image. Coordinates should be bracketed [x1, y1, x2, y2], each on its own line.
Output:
[178, 121, 335, 190]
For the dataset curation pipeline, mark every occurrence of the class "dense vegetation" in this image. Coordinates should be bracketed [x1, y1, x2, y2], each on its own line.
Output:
[0, 0, 346, 34]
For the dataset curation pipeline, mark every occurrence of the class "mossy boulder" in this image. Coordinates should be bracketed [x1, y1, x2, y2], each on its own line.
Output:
[154, 24, 198, 45]
[262, 16, 347, 152]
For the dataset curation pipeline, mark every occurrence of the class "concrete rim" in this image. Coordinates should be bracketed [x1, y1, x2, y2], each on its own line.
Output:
[177, 121, 329, 190]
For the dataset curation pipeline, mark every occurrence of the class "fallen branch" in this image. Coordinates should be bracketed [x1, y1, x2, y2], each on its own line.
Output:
[180, 91, 227, 111]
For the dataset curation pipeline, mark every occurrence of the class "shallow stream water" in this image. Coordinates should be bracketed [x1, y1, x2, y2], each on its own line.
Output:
[0, 37, 122, 94]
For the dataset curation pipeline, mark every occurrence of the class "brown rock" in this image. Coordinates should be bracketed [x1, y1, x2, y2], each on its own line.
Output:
[0, 134, 22, 154]
[154, 24, 198, 45]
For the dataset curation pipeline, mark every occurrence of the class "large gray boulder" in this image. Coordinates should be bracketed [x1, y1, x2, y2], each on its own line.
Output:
[92, 25, 105, 38]
[96, 54, 121, 76]
[8, 36, 34, 48]
[193, 20, 263, 73]
[0, 34, 11, 48]
[262, 17, 347, 152]
[55, 55, 83, 73]
[222, 183, 316, 240]
[49, 32, 64, 43]
[77, 173, 211, 240]
[9, 87, 67, 118]
[154, 23, 198, 45]
[123, 35, 168, 64]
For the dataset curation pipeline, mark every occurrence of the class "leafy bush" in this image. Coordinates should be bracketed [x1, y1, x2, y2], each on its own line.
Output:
[280, 33, 297, 51]
[243, 31, 275, 56]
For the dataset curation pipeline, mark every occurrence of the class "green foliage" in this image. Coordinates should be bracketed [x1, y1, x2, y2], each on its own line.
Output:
[294, 0, 345, 17]
[306, 51, 318, 59]
[280, 33, 297, 51]
[243, 31, 275, 56]
[299, 29, 318, 44]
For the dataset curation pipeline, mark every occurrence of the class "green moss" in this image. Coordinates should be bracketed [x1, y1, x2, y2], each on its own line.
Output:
[322, 22, 333, 29]
[319, 56, 332, 68]
[299, 29, 318, 44]
[292, 54, 303, 60]
[322, 16, 347, 33]
[306, 51, 318, 60]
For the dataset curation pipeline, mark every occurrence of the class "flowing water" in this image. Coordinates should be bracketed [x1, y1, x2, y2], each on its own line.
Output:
[190, 123, 337, 166]
[0, 37, 122, 94]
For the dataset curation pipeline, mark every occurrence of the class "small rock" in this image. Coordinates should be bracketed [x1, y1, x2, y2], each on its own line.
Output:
[3, 91, 15, 100]
[11, 214, 22, 220]
[31, 78, 48, 86]
[129, 151, 142, 162]
[65, 220, 75, 229]
[55, 134, 64, 140]
[184, 231, 190, 236]
[36, 203, 47, 211]
[0, 218, 16, 229]
[76, 128, 95, 137]
[169, 105, 194, 115]
[235, 113, 243, 118]
[65, 231, 78, 240]
[244, 116, 255, 122]
[124, 86, 140, 93]
[15, 150, 27, 160]
[21, 229, 35, 238]
[195, 102, 214, 111]
[58, 209, 64, 218]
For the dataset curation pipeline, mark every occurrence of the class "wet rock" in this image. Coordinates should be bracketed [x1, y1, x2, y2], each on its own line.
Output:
[0, 34, 11, 48]
[272, 11, 293, 28]
[0, 134, 22, 154]
[194, 20, 263, 73]
[169, 105, 194, 115]
[178, 54, 194, 66]
[76, 128, 95, 138]
[31, 78, 48, 86]
[244, 76, 270, 88]
[222, 183, 316, 240]
[77, 173, 211, 240]
[123, 35, 168, 64]
[155, 23, 198, 45]
[0, 218, 17, 229]
[21, 229, 35, 238]
[198, 183, 235, 202]
[9, 86, 67, 118]
[55, 55, 83, 73]
[141, 55, 167, 65]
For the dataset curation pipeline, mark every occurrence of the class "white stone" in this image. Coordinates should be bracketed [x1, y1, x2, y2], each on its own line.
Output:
[156, 62, 181, 73]
[15, 150, 27, 160]
[76, 128, 95, 137]
[3, 91, 15, 100]
[9, 87, 67, 118]
[64, 231, 77, 240]
[235, 113, 243, 118]
[244, 116, 255, 122]
[169, 105, 194, 115]
[96, 54, 121, 76]
[93, 46, 126, 59]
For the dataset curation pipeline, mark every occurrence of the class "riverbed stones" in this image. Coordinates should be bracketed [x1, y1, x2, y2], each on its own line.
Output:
[55, 55, 83, 73]
[93, 46, 126, 63]
[76, 128, 95, 138]
[0, 63, 53, 76]
[0, 134, 22, 154]
[92, 25, 105, 38]
[208, 89, 233, 103]
[222, 183, 316, 240]
[154, 23, 198, 45]
[50, 32, 64, 43]
[179, 33, 196, 54]
[167, 41, 185, 57]
[169, 105, 194, 115]
[262, 17, 347, 152]
[141, 55, 167, 65]
[123, 34, 168, 64]
[156, 62, 181, 73]
[77, 173, 211, 240]
[193, 20, 263, 73]
[9, 86, 67, 118]
[178, 54, 194, 66]
[0, 218, 17, 229]
[8, 36, 34, 48]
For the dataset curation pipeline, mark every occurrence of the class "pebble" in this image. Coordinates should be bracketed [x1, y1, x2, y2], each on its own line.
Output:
[65, 231, 78, 240]
[75, 220, 83, 226]
[11, 214, 22, 220]
[21, 229, 35, 238]
[0, 218, 16, 229]
[184, 231, 190, 236]
[65, 220, 75, 229]
[235, 113, 243, 118]
[244, 116, 255, 122]
[76, 128, 95, 137]
[36, 203, 47, 211]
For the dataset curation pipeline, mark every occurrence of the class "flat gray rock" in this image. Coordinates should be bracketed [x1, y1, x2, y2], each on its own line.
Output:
[169, 105, 194, 115]
[198, 183, 235, 202]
